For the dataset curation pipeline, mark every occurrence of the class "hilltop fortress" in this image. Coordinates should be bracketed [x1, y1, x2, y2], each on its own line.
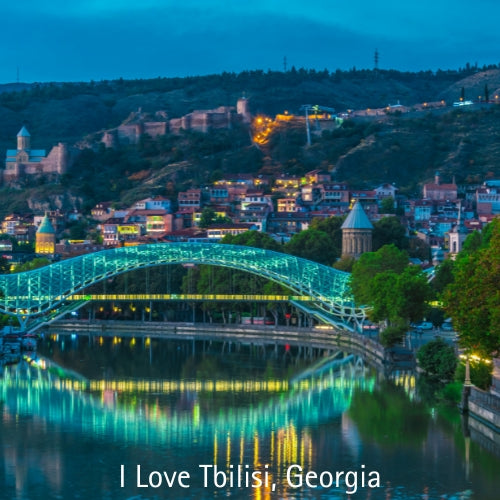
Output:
[102, 97, 251, 147]
[2, 98, 251, 184]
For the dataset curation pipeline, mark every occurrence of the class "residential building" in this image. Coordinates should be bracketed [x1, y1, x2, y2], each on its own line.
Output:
[206, 223, 256, 241]
[423, 172, 457, 201]
[178, 189, 202, 209]
[133, 197, 171, 212]
[277, 198, 297, 213]
[320, 183, 350, 207]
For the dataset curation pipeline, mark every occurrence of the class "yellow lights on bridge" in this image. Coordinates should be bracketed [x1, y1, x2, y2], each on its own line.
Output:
[67, 293, 314, 302]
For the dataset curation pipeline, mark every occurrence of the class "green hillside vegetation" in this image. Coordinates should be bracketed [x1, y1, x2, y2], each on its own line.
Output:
[0, 66, 500, 215]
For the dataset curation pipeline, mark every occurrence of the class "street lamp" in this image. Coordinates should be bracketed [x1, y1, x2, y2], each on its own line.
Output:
[464, 353, 472, 386]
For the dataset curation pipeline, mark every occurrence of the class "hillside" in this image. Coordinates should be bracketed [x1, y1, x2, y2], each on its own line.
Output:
[0, 67, 500, 216]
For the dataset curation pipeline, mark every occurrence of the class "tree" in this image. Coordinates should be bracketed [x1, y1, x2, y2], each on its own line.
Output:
[379, 196, 395, 214]
[333, 256, 356, 272]
[367, 265, 431, 325]
[417, 338, 457, 381]
[182, 230, 283, 323]
[350, 244, 409, 305]
[198, 207, 216, 228]
[284, 228, 338, 265]
[223, 230, 281, 250]
[407, 237, 430, 261]
[309, 216, 344, 256]
[431, 258, 455, 296]
[372, 216, 408, 251]
[13, 257, 51, 273]
[351, 245, 431, 346]
[444, 219, 500, 357]
[0, 256, 10, 274]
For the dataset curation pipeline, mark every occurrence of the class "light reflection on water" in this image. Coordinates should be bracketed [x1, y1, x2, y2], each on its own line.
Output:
[0, 333, 499, 499]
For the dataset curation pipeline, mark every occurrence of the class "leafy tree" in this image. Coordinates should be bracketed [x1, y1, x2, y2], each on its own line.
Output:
[417, 338, 457, 381]
[380, 322, 407, 347]
[284, 228, 338, 265]
[198, 207, 216, 228]
[222, 230, 281, 250]
[181, 230, 283, 323]
[431, 258, 455, 296]
[425, 306, 445, 328]
[0, 256, 10, 274]
[372, 216, 408, 251]
[333, 256, 356, 272]
[379, 196, 395, 214]
[407, 237, 430, 261]
[444, 218, 500, 356]
[13, 257, 51, 273]
[350, 244, 408, 305]
[351, 245, 431, 346]
[455, 358, 493, 390]
[309, 216, 344, 255]
[367, 265, 431, 325]
[68, 220, 88, 240]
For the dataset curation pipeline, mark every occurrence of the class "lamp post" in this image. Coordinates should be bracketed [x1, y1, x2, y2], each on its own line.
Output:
[464, 352, 472, 386]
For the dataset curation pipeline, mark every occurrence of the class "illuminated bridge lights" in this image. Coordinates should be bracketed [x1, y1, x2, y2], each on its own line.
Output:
[66, 293, 315, 302]
[0, 242, 367, 328]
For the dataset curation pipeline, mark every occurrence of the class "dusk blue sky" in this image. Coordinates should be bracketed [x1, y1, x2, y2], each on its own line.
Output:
[1, 0, 499, 83]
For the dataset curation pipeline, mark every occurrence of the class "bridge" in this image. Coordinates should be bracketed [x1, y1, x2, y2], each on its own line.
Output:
[0, 242, 367, 330]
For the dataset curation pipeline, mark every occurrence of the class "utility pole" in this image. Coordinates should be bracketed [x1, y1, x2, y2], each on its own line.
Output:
[283, 56, 287, 73]
[374, 49, 379, 71]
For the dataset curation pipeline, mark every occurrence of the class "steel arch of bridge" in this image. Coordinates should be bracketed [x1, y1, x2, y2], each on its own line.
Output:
[0, 243, 365, 327]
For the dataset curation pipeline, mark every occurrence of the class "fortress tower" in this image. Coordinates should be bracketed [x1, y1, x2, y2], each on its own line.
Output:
[237, 97, 251, 123]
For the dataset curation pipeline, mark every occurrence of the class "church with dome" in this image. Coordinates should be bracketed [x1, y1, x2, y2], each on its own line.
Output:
[3, 126, 71, 184]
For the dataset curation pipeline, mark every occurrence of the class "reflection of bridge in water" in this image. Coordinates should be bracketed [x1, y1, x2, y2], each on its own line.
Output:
[1, 353, 375, 449]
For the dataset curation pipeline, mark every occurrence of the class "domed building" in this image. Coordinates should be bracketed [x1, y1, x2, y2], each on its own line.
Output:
[35, 214, 56, 255]
[341, 201, 373, 259]
[3, 126, 70, 184]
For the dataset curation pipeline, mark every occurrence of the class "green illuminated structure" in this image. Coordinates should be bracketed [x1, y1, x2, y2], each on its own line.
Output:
[0, 243, 366, 329]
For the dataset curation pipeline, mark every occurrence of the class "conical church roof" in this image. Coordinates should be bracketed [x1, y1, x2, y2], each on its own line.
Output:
[341, 201, 373, 229]
[37, 215, 55, 234]
[17, 126, 30, 137]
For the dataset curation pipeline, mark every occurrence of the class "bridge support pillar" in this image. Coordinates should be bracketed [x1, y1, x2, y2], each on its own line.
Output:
[17, 315, 29, 332]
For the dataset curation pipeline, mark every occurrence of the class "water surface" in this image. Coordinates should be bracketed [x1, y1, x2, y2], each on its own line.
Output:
[1, 333, 499, 499]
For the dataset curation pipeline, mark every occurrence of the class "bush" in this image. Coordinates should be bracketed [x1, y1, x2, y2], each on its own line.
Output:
[440, 381, 463, 404]
[417, 338, 457, 381]
[380, 324, 406, 347]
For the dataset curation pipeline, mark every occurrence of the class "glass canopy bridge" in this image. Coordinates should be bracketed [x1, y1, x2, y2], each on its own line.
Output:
[0, 242, 367, 331]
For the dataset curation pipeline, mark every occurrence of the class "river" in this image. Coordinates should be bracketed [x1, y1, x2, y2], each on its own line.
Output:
[1, 331, 499, 499]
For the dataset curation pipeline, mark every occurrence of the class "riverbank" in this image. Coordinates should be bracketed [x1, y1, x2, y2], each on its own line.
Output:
[43, 319, 401, 371]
